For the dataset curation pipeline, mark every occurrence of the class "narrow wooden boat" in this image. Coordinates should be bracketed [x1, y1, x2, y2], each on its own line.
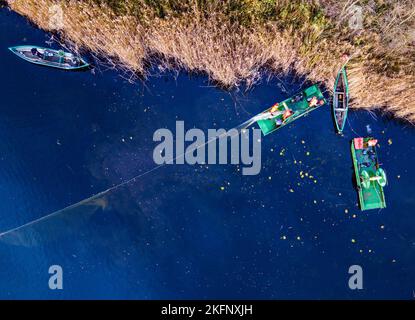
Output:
[351, 137, 387, 211]
[255, 84, 326, 136]
[8, 45, 89, 70]
[332, 67, 349, 133]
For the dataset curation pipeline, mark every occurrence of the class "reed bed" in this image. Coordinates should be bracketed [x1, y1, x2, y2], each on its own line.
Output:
[7, 0, 415, 122]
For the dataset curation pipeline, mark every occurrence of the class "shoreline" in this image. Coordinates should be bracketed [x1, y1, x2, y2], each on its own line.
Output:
[6, 0, 415, 123]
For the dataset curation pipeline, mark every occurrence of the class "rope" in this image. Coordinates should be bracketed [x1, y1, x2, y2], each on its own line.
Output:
[0, 116, 259, 238]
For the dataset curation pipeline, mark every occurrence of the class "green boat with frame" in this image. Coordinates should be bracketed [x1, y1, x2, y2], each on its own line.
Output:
[256, 84, 326, 135]
[8, 45, 90, 70]
[351, 137, 387, 211]
[332, 67, 349, 134]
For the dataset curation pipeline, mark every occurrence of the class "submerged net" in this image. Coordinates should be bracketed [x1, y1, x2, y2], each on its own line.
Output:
[0, 116, 260, 244]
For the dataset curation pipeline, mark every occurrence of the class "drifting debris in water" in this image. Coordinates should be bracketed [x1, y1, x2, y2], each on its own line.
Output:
[366, 124, 372, 134]
[289, 188, 294, 193]
[388, 138, 393, 145]
[351, 239, 356, 243]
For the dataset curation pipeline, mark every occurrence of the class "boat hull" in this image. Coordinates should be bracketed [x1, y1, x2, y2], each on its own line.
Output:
[8, 45, 89, 70]
[351, 137, 387, 211]
[332, 67, 349, 133]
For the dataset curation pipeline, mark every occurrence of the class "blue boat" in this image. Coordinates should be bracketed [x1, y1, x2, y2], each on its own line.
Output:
[8, 45, 89, 70]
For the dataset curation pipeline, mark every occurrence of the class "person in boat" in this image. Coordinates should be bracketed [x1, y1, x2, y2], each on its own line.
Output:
[367, 139, 378, 147]
[269, 103, 292, 125]
[31, 47, 43, 59]
[308, 96, 325, 108]
[269, 104, 280, 117]
[282, 109, 293, 121]
[259, 103, 281, 120]
[62, 56, 78, 66]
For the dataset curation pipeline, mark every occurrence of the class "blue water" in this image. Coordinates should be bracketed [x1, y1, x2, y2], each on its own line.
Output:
[0, 7, 414, 299]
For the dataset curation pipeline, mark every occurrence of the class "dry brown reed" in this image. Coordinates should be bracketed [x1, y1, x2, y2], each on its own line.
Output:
[7, 0, 415, 122]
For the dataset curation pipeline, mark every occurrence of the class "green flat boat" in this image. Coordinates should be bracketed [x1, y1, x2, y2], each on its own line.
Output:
[8, 45, 89, 70]
[332, 67, 349, 134]
[256, 84, 326, 135]
[351, 137, 387, 211]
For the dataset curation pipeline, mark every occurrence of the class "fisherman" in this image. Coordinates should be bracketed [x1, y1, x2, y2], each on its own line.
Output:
[309, 96, 325, 108]
[258, 103, 281, 120]
[267, 104, 285, 126]
[367, 139, 378, 147]
[307, 96, 318, 107]
[31, 47, 44, 59]
[257, 101, 294, 126]
[270, 103, 294, 124]
[269, 104, 280, 117]
[282, 109, 293, 121]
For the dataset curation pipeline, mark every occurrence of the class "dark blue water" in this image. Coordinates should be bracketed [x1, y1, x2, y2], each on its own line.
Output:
[1, 8, 414, 299]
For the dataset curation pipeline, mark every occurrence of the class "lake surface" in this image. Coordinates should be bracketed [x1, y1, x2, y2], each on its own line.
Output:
[0, 7, 414, 299]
